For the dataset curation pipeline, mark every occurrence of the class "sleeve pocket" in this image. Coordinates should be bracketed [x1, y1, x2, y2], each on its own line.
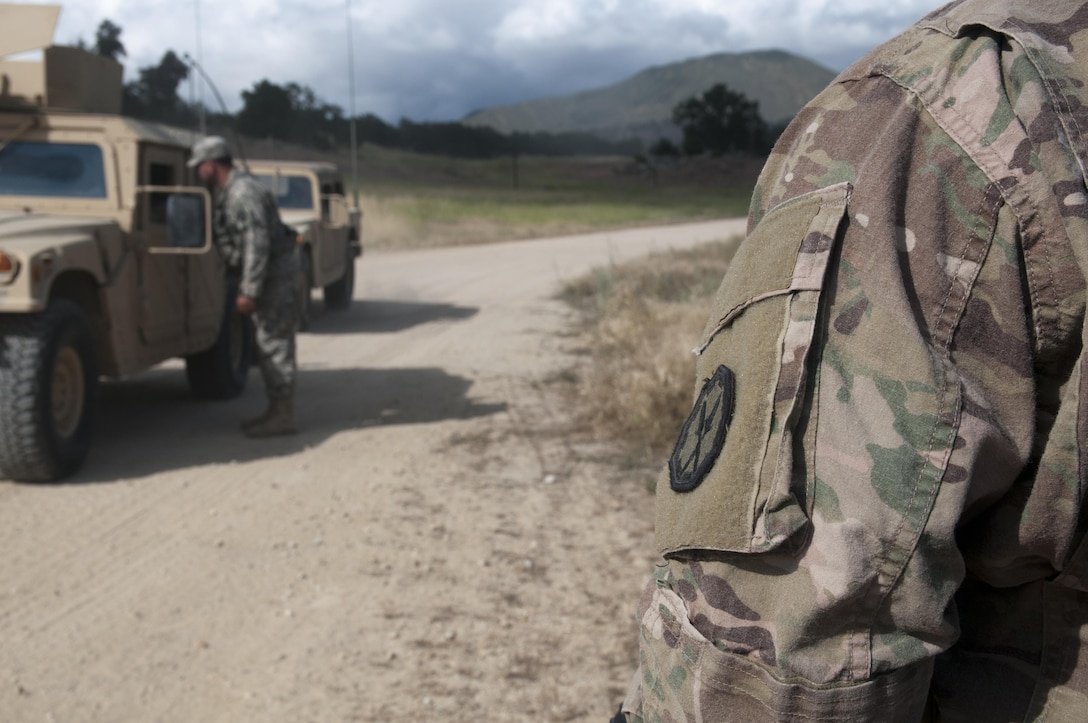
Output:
[656, 183, 850, 556]
[634, 570, 932, 721]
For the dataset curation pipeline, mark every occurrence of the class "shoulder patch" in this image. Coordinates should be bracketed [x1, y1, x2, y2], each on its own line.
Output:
[669, 365, 735, 493]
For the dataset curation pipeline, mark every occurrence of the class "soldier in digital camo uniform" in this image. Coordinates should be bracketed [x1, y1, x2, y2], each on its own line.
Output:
[188, 136, 300, 437]
[619, 0, 1088, 721]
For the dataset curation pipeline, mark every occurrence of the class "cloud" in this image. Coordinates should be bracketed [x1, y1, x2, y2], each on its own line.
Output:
[22, 0, 940, 122]
[494, 0, 585, 43]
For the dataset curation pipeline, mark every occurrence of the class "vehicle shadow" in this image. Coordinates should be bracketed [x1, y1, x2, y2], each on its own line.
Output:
[65, 364, 505, 484]
[305, 299, 478, 334]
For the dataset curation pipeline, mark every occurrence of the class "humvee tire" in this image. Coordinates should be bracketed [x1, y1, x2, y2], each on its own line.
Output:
[185, 287, 254, 400]
[323, 244, 355, 311]
[0, 300, 99, 482]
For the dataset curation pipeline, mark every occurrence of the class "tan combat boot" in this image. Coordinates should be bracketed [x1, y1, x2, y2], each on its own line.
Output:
[242, 396, 297, 437]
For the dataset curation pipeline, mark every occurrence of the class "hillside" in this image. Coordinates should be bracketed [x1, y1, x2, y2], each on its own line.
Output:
[462, 50, 837, 145]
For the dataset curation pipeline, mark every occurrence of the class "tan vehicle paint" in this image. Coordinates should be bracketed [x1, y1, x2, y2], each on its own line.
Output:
[0, 5, 249, 481]
[247, 159, 362, 326]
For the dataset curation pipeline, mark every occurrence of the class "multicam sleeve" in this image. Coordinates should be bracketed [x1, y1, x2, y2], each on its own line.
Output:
[213, 202, 242, 270]
[624, 46, 1044, 722]
[228, 185, 272, 300]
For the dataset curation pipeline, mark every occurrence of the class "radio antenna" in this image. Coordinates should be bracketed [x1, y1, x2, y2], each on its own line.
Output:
[182, 52, 248, 171]
[345, 0, 360, 210]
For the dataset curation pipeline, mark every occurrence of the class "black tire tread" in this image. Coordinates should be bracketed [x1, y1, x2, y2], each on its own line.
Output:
[0, 301, 97, 482]
[323, 248, 355, 311]
[185, 284, 252, 400]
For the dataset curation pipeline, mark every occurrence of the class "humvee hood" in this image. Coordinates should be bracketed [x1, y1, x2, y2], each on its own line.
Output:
[0, 210, 114, 250]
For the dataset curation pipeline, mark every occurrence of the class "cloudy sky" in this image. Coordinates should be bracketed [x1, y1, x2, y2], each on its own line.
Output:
[21, 0, 943, 122]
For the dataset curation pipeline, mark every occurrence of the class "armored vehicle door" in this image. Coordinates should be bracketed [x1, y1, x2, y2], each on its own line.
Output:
[135, 147, 187, 347]
[134, 146, 223, 355]
[318, 178, 351, 283]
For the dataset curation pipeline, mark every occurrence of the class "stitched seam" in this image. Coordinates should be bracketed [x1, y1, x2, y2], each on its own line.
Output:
[697, 186, 850, 356]
[995, 18, 1069, 354]
[692, 643, 927, 719]
[696, 288, 798, 356]
[758, 198, 843, 543]
[880, 55, 1050, 360]
[862, 173, 989, 679]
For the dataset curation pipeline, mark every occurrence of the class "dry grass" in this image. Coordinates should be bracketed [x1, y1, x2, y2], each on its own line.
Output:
[558, 238, 743, 472]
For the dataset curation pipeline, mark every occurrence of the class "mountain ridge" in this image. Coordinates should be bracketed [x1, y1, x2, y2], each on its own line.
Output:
[462, 49, 838, 145]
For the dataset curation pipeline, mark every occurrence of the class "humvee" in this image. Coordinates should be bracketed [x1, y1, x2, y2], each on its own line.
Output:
[247, 160, 362, 329]
[0, 6, 252, 481]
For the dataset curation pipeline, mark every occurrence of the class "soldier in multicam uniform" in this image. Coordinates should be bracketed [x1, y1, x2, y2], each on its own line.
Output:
[188, 136, 300, 437]
[619, 0, 1088, 720]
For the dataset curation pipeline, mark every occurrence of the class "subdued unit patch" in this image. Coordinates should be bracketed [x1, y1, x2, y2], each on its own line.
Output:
[669, 365, 735, 493]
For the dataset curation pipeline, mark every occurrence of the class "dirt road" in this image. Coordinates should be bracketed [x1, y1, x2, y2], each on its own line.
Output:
[0, 218, 747, 722]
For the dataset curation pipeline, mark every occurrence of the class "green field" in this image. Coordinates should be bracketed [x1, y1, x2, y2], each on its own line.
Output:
[329, 144, 761, 249]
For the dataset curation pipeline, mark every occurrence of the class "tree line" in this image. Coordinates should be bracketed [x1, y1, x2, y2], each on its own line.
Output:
[80, 20, 777, 160]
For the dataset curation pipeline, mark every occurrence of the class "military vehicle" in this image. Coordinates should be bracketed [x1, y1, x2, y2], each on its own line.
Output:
[247, 160, 361, 329]
[0, 5, 252, 481]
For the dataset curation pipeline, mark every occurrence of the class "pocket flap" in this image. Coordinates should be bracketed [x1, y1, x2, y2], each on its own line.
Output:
[657, 183, 850, 555]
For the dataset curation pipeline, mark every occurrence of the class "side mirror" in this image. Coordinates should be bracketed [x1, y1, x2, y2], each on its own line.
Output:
[135, 186, 214, 254]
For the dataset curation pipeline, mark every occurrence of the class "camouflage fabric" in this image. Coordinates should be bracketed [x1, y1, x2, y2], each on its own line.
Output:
[251, 251, 299, 399]
[215, 169, 298, 300]
[214, 169, 299, 399]
[623, 1, 1088, 720]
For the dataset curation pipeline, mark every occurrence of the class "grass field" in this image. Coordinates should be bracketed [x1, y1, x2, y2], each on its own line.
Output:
[276, 142, 762, 249]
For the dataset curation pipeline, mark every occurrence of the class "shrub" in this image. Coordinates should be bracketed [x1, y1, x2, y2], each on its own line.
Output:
[559, 238, 742, 468]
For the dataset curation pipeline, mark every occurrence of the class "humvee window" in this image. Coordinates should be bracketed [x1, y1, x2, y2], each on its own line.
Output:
[148, 162, 176, 224]
[321, 182, 344, 220]
[255, 174, 313, 210]
[166, 194, 206, 248]
[0, 142, 107, 198]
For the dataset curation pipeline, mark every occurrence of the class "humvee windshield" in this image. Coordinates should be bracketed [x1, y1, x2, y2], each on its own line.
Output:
[0, 142, 107, 198]
[254, 173, 313, 210]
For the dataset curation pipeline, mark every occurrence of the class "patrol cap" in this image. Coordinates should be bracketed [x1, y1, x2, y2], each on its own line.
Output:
[187, 135, 232, 167]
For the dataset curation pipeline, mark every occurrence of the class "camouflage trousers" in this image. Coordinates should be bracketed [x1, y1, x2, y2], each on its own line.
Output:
[253, 251, 299, 400]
